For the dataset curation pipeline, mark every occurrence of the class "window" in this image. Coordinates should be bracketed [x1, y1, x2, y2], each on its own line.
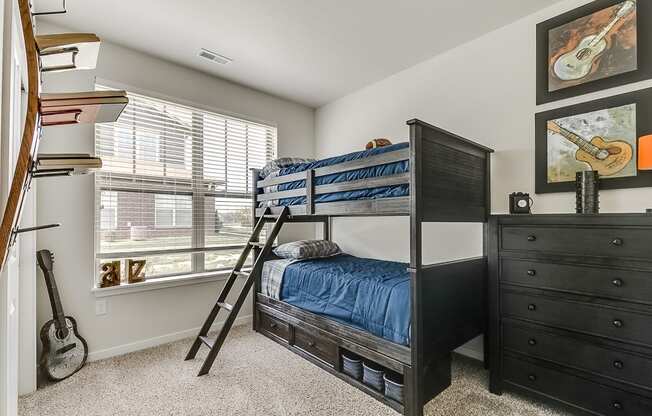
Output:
[100, 191, 118, 230]
[95, 86, 276, 283]
[154, 194, 192, 228]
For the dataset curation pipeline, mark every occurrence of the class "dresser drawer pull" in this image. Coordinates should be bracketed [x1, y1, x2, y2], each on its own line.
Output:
[269, 322, 278, 329]
[528, 339, 537, 346]
[611, 238, 624, 247]
[527, 374, 537, 382]
[528, 304, 537, 311]
[612, 401, 623, 410]
[612, 278, 624, 288]
[527, 235, 537, 242]
[613, 360, 624, 369]
[527, 269, 536, 276]
[308, 340, 316, 348]
[613, 319, 624, 328]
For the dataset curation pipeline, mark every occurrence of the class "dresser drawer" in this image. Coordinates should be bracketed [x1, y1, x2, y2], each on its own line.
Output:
[503, 355, 652, 416]
[501, 259, 652, 304]
[258, 312, 290, 343]
[294, 326, 338, 367]
[501, 226, 652, 259]
[502, 291, 652, 347]
[504, 322, 652, 389]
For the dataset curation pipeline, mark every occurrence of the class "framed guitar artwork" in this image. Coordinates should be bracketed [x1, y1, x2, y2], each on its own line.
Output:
[537, 0, 652, 104]
[535, 87, 652, 194]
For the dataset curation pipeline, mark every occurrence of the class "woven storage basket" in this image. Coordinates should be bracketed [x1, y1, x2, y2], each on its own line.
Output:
[384, 372, 404, 404]
[362, 362, 384, 392]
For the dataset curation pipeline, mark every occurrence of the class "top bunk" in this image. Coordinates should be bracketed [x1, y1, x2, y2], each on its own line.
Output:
[253, 119, 493, 223]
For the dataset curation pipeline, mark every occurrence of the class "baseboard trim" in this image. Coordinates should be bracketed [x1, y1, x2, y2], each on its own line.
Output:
[87, 315, 253, 362]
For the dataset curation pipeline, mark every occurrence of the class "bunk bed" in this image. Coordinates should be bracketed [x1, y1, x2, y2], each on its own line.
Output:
[251, 119, 493, 416]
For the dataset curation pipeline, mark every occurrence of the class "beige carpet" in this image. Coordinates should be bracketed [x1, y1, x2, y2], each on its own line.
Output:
[19, 325, 568, 416]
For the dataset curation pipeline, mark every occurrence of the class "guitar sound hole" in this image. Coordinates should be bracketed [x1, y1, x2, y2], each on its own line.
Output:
[55, 329, 67, 340]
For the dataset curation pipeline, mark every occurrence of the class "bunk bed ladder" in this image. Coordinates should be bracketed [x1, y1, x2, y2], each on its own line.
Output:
[185, 206, 289, 376]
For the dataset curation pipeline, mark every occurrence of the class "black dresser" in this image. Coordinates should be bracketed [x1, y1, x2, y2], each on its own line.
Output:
[488, 214, 652, 416]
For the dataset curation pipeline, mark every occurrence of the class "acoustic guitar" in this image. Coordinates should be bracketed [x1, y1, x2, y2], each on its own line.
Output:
[553, 0, 636, 82]
[547, 121, 633, 177]
[37, 249, 88, 381]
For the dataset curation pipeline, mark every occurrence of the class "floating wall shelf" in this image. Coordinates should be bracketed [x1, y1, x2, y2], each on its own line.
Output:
[35, 153, 103, 176]
[36, 33, 100, 72]
[40, 90, 128, 126]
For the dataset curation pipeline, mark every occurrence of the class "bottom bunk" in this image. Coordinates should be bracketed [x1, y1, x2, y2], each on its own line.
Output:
[253, 254, 487, 416]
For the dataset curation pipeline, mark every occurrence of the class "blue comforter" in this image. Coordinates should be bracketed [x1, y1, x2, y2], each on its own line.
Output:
[262, 143, 410, 206]
[280, 254, 411, 346]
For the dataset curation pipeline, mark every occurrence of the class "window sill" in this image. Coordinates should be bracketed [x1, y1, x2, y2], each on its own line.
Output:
[92, 268, 250, 298]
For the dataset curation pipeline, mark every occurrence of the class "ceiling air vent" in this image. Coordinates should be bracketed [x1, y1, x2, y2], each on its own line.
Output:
[198, 48, 233, 65]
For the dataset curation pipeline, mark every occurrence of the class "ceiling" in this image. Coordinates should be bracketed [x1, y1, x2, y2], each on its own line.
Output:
[37, 0, 558, 107]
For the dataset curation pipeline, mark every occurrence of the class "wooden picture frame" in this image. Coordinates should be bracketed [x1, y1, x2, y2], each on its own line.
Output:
[536, 87, 652, 194]
[537, 0, 652, 104]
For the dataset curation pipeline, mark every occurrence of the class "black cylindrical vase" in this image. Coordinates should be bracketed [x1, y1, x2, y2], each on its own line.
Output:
[576, 171, 600, 214]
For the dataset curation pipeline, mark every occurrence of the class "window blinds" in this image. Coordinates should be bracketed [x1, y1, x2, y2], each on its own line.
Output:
[95, 85, 276, 280]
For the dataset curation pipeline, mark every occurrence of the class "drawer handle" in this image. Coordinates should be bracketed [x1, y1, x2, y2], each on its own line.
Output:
[611, 238, 624, 247]
[527, 374, 537, 382]
[613, 360, 624, 370]
[527, 269, 536, 277]
[269, 323, 278, 329]
[527, 235, 537, 242]
[612, 278, 624, 288]
[528, 304, 537, 311]
[613, 319, 624, 328]
[528, 339, 537, 346]
[612, 401, 623, 410]
[308, 341, 316, 348]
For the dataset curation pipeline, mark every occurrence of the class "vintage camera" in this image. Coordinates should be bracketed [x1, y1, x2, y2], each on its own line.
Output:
[509, 192, 532, 214]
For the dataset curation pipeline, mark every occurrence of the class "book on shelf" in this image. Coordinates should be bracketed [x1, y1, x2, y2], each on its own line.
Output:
[35, 153, 102, 175]
[36, 33, 101, 72]
[40, 90, 128, 126]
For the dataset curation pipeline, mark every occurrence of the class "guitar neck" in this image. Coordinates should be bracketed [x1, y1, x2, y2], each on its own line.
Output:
[548, 122, 601, 157]
[590, 1, 635, 46]
[43, 269, 67, 329]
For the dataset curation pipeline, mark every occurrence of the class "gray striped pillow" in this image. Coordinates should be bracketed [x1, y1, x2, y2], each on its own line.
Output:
[273, 240, 341, 260]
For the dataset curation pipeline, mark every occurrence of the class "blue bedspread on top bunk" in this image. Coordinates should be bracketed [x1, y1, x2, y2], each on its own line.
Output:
[279, 254, 411, 346]
[262, 142, 410, 206]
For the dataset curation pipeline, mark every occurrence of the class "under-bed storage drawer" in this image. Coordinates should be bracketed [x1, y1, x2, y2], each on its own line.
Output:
[502, 290, 652, 347]
[501, 259, 652, 304]
[504, 355, 652, 416]
[293, 326, 338, 367]
[501, 226, 652, 259]
[258, 312, 290, 343]
[503, 322, 652, 389]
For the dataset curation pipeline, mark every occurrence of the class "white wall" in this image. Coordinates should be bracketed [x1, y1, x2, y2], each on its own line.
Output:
[315, 0, 652, 360]
[35, 22, 315, 365]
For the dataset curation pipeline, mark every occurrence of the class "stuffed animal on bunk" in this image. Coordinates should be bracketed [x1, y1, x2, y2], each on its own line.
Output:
[365, 138, 392, 149]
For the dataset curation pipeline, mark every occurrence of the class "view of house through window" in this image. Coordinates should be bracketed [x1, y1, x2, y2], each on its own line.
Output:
[95, 85, 276, 283]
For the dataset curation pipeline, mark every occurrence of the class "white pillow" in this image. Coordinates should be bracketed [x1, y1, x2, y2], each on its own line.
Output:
[273, 240, 341, 260]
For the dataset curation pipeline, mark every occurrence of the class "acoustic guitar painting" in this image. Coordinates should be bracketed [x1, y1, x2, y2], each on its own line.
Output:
[549, 0, 637, 92]
[546, 103, 637, 184]
[547, 121, 633, 177]
[37, 249, 88, 381]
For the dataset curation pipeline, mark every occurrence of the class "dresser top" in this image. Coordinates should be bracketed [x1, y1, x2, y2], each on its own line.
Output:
[491, 213, 652, 226]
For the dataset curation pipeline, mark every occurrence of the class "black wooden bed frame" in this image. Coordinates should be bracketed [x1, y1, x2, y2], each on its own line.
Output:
[250, 119, 493, 416]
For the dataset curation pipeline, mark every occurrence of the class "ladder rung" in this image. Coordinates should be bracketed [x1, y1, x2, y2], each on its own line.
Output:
[234, 271, 250, 278]
[249, 241, 277, 249]
[217, 302, 233, 312]
[199, 336, 215, 349]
